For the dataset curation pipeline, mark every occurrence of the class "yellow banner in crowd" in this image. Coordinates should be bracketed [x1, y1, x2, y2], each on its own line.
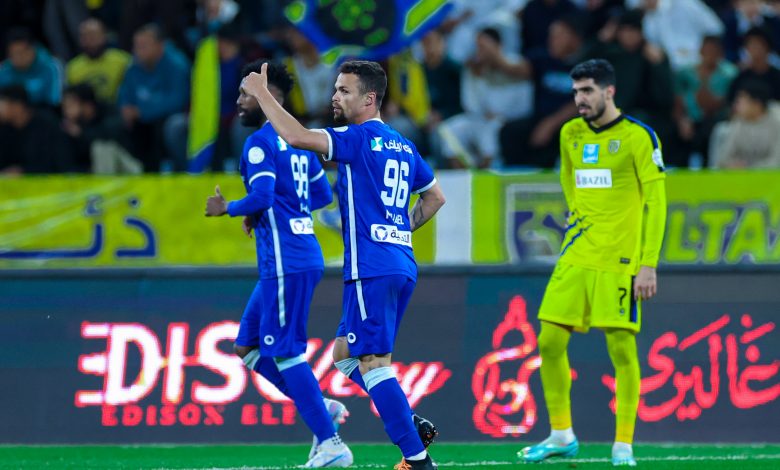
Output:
[2, 171, 779, 269]
[472, 170, 780, 265]
[0, 175, 437, 269]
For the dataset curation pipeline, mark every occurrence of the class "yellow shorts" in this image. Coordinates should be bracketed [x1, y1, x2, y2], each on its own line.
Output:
[538, 262, 641, 333]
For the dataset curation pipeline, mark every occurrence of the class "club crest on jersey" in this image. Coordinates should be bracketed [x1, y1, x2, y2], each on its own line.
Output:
[371, 137, 383, 151]
[608, 140, 620, 154]
[277, 136, 288, 151]
[582, 143, 599, 163]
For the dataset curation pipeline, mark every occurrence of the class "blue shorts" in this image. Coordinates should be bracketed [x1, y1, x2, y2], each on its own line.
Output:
[235, 269, 323, 357]
[336, 275, 416, 357]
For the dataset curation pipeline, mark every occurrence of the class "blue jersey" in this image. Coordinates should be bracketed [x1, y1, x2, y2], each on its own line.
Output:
[232, 123, 331, 279]
[321, 119, 436, 281]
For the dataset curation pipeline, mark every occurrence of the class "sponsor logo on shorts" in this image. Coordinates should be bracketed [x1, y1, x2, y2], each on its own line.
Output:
[347, 332, 356, 344]
[263, 335, 274, 345]
[289, 217, 314, 235]
[370, 224, 412, 247]
[575, 169, 612, 188]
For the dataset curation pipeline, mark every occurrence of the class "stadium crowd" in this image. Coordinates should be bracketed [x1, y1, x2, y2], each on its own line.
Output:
[1, 0, 779, 175]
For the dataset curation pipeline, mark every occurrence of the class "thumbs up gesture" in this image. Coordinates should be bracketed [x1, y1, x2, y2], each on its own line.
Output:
[205, 185, 228, 216]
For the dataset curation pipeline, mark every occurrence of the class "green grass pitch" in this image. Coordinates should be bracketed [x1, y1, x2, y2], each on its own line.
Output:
[2, 442, 779, 469]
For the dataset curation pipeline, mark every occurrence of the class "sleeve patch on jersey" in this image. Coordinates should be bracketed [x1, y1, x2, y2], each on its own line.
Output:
[248, 146, 265, 164]
[652, 148, 665, 171]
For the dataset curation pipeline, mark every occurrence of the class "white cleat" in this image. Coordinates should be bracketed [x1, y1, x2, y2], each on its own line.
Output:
[304, 436, 353, 468]
[309, 399, 350, 459]
[612, 443, 637, 466]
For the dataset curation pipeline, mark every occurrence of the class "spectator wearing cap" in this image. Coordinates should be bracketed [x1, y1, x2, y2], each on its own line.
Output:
[0, 28, 63, 107]
[0, 85, 72, 174]
[66, 18, 131, 105]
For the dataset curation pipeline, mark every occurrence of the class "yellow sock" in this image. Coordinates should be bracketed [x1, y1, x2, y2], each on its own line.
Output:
[538, 322, 573, 430]
[605, 329, 640, 444]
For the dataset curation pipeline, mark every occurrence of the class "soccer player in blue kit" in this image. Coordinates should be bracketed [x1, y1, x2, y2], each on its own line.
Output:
[205, 60, 353, 468]
[242, 60, 446, 470]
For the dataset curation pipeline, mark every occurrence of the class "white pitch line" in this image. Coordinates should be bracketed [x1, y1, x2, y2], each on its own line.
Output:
[160, 454, 780, 470]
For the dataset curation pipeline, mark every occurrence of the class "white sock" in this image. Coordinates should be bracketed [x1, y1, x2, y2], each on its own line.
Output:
[550, 428, 576, 445]
[613, 441, 633, 455]
[406, 450, 427, 461]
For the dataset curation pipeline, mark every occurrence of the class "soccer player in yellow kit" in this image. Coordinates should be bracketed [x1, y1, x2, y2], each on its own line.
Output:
[518, 59, 667, 466]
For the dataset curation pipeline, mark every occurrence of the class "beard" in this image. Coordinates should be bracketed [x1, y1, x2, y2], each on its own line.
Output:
[239, 108, 264, 127]
[581, 101, 606, 123]
[84, 45, 106, 59]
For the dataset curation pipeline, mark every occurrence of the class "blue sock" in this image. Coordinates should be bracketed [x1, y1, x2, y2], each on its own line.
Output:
[344, 361, 414, 417]
[252, 356, 291, 397]
[277, 357, 336, 442]
[349, 368, 368, 392]
[364, 367, 424, 458]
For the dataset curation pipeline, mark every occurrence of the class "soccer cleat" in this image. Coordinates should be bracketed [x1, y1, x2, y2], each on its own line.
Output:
[396, 414, 439, 469]
[413, 414, 438, 448]
[304, 439, 353, 468]
[394, 454, 436, 470]
[518, 437, 579, 463]
[612, 447, 637, 466]
[309, 399, 350, 459]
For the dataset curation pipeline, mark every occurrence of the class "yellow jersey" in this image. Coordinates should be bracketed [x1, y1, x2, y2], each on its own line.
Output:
[66, 48, 131, 104]
[558, 115, 666, 275]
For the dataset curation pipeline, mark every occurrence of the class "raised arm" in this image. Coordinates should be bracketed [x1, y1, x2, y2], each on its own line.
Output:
[409, 182, 446, 232]
[242, 63, 330, 155]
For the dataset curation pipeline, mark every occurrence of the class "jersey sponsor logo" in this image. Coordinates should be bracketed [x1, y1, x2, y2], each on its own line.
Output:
[575, 169, 612, 188]
[371, 137, 384, 151]
[248, 146, 265, 164]
[653, 148, 665, 170]
[609, 140, 620, 154]
[370, 224, 412, 247]
[289, 217, 314, 235]
[384, 139, 413, 154]
[277, 137, 288, 151]
[582, 144, 599, 163]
